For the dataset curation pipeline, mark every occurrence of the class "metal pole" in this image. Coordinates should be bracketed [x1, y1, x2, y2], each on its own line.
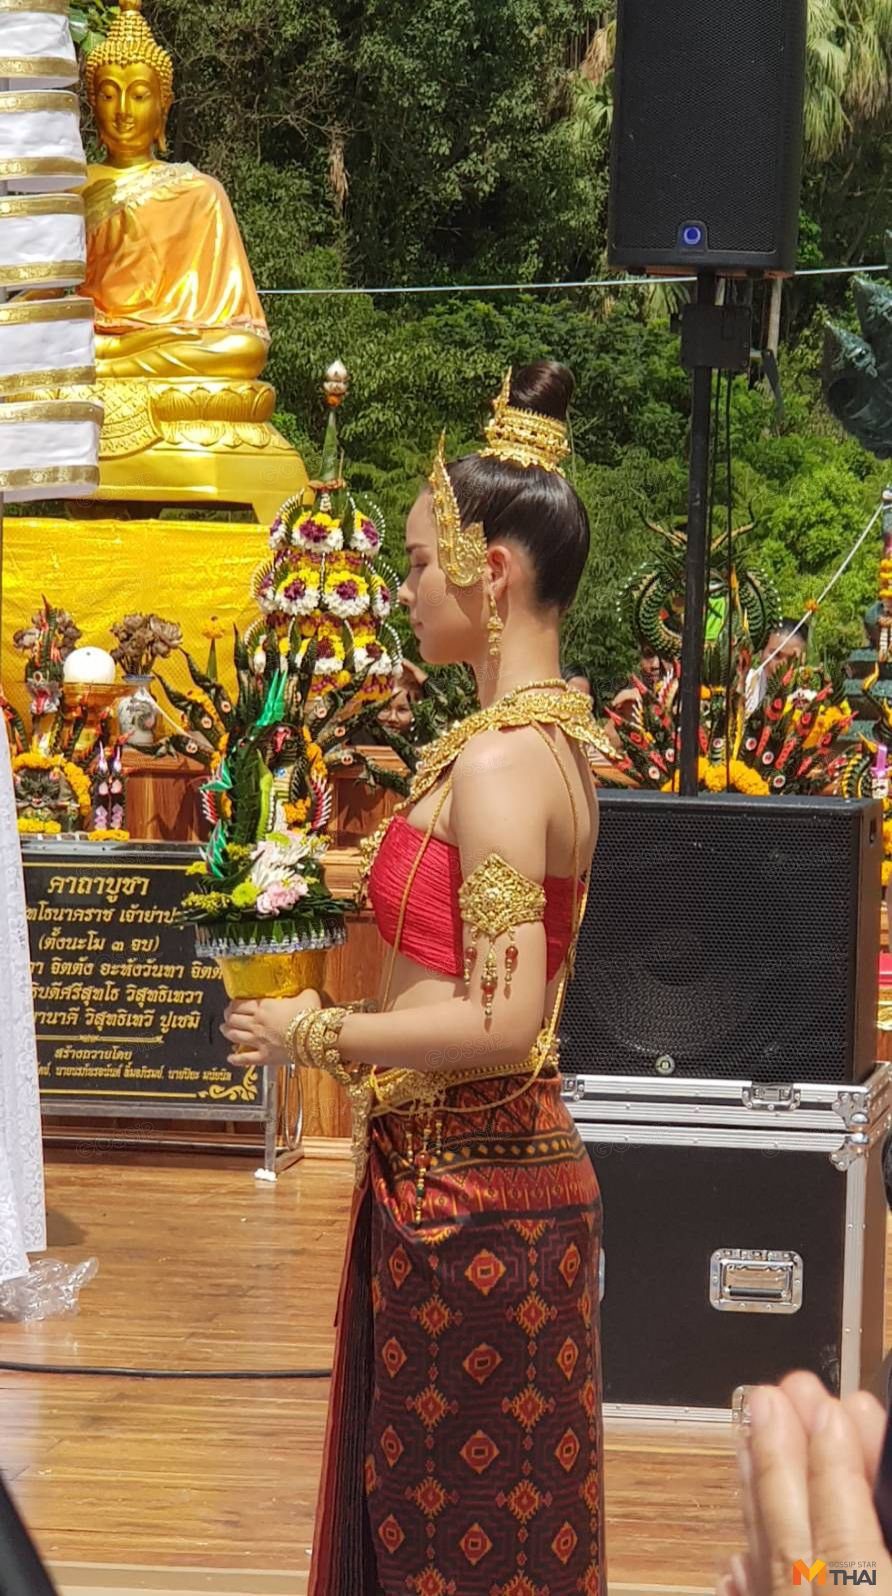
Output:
[678, 270, 716, 796]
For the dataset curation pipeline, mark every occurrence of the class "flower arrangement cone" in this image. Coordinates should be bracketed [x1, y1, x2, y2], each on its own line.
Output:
[172, 363, 402, 1006]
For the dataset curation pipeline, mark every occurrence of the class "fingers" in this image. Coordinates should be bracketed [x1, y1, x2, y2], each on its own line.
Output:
[778, 1370, 831, 1431]
[737, 1436, 763, 1582]
[806, 1396, 889, 1569]
[779, 1371, 885, 1487]
[226, 1049, 264, 1068]
[747, 1386, 813, 1594]
[716, 1551, 754, 1596]
[223, 1000, 258, 1024]
[220, 1021, 254, 1044]
[841, 1390, 887, 1486]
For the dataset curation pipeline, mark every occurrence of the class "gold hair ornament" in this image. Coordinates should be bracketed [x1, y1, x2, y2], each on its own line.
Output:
[480, 368, 571, 474]
[458, 853, 547, 1019]
[428, 432, 487, 588]
[85, 0, 174, 111]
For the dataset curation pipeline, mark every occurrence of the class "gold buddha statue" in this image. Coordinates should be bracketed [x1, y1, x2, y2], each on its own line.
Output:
[80, 0, 306, 522]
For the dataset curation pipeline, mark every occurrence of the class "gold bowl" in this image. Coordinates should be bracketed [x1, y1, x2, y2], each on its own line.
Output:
[215, 947, 326, 1001]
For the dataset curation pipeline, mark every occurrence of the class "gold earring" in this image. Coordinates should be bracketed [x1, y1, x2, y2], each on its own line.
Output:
[487, 591, 503, 659]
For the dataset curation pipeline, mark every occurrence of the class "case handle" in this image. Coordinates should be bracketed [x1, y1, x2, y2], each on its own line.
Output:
[709, 1249, 803, 1314]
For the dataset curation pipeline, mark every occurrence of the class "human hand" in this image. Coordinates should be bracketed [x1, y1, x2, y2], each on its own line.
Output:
[717, 1371, 890, 1596]
[220, 989, 322, 1069]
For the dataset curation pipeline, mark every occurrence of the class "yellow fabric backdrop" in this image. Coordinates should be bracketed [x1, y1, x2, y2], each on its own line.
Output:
[2, 516, 262, 723]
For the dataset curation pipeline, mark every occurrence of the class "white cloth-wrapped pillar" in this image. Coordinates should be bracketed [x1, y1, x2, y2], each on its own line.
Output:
[0, 396, 102, 498]
[0, 737, 46, 1283]
[0, 295, 94, 393]
[0, 0, 96, 1300]
[0, 88, 85, 191]
[0, 0, 77, 89]
[0, 191, 85, 288]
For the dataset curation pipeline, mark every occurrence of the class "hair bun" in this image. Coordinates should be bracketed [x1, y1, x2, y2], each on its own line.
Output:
[508, 360, 574, 425]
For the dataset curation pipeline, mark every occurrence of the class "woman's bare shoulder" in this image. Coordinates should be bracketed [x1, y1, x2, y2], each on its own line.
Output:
[451, 723, 557, 789]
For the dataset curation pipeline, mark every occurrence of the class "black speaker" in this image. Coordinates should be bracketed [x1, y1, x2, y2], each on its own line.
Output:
[608, 0, 808, 274]
[561, 792, 882, 1084]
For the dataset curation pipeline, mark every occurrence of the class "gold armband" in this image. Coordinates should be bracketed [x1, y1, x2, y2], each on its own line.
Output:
[458, 853, 546, 1018]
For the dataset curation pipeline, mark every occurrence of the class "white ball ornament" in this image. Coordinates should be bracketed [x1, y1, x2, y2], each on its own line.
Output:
[62, 647, 117, 685]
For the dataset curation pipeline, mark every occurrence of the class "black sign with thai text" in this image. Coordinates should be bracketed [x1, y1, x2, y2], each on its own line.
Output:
[23, 842, 259, 1110]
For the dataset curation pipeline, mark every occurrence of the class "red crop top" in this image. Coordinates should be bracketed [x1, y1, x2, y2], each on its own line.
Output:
[368, 813, 579, 981]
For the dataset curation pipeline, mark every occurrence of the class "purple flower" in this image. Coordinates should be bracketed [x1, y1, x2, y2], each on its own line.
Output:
[354, 517, 381, 551]
[302, 519, 331, 544]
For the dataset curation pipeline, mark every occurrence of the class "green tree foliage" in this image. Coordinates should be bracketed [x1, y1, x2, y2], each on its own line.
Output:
[79, 2, 892, 696]
[147, 0, 607, 286]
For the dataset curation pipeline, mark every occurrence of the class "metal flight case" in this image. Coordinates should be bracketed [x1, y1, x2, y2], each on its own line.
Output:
[563, 1065, 891, 1423]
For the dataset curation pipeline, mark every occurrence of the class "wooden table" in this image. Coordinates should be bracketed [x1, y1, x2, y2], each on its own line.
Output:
[123, 750, 207, 842]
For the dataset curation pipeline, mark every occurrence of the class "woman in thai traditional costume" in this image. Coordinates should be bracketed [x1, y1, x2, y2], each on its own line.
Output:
[222, 362, 605, 1596]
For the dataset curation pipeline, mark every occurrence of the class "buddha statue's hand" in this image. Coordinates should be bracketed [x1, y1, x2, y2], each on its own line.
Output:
[98, 328, 199, 357]
[96, 326, 267, 381]
[96, 326, 201, 379]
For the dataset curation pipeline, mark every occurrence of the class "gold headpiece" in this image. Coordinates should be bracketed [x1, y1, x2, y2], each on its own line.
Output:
[480, 369, 570, 474]
[428, 433, 487, 588]
[85, 0, 174, 111]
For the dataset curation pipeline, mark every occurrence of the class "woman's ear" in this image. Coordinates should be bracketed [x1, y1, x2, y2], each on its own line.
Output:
[486, 543, 512, 602]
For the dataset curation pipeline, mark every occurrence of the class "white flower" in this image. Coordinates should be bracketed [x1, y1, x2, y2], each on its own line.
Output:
[256, 879, 309, 916]
[323, 572, 369, 621]
[315, 653, 344, 676]
[350, 515, 382, 556]
[293, 514, 344, 555]
[249, 833, 327, 892]
[368, 648, 393, 678]
[370, 576, 392, 620]
[276, 576, 321, 617]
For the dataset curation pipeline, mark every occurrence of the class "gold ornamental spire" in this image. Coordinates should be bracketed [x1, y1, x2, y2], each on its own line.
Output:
[428, 433, 487, 589]
[479, 368, 571, 474]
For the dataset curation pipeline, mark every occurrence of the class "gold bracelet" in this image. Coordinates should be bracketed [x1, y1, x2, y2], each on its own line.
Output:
[285, 1009, 316, 1071]
[285, 1000, 376, 1065]
[303, 1006, 349, 1073]
[287, 1005, 366, 1087]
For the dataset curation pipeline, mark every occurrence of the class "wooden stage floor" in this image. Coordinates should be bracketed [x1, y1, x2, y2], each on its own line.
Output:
[0, 1149, 885, 1596]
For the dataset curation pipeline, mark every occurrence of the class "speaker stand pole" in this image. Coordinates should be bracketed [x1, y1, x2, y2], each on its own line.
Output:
[678, 270, 716, 797]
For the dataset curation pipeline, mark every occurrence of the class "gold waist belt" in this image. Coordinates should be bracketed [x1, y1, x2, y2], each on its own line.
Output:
[340, 1030, 559, 1197]
[369, 1028, 559, 1117]
[360, 1029, 560, 1221]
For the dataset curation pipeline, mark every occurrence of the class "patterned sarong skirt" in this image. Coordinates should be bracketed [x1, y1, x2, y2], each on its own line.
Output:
[309, 1070, 605, 1596]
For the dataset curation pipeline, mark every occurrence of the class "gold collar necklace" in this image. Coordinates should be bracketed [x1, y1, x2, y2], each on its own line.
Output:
[409, 678, 597, 803]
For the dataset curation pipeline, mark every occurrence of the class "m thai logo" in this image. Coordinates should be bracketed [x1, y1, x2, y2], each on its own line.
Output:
[792, 1561, 877, 1586]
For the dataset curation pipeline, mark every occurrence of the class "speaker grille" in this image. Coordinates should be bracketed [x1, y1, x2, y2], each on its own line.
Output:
[560, 793, 879, 1084]
[609, 0, 807, 268]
